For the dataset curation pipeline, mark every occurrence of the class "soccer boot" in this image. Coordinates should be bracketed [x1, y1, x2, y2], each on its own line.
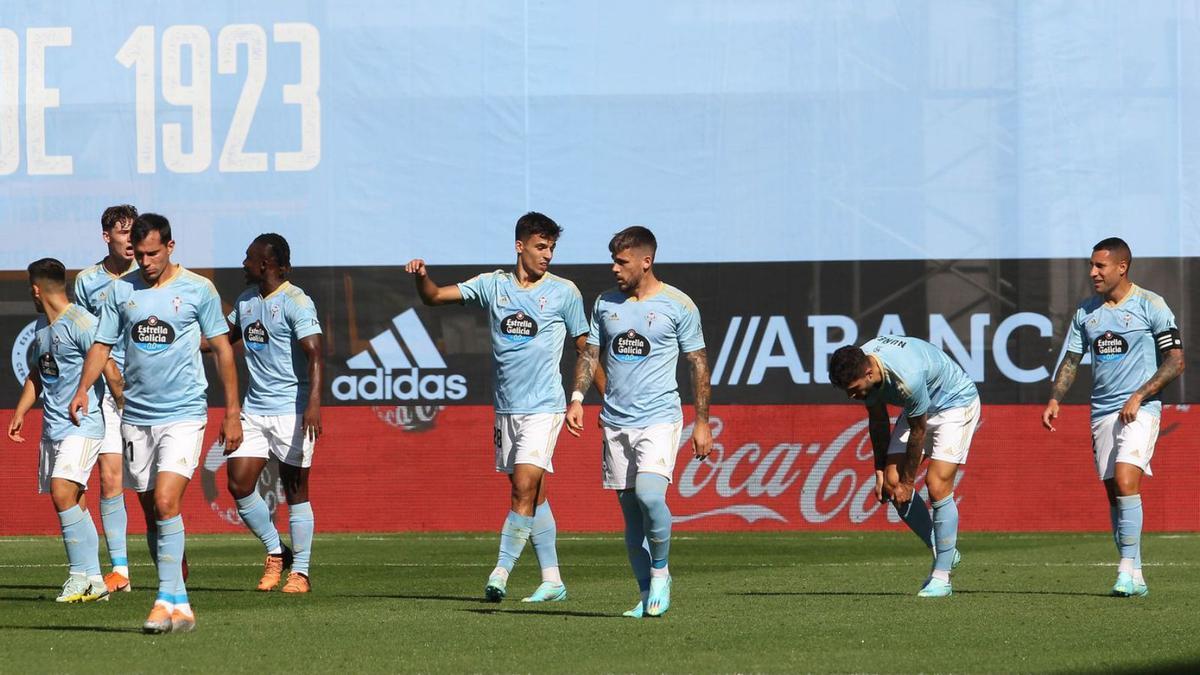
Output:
[484, 573, 508, 602]
[1111, 572, 1149, 597]
[105, 570, 132, 593]
[521, 581, 567, 603]
[645, 576, 672, 617]
[55, 574, 91, 603]
[917, 577, 953, 598]
[622, 601, 645, 618]
[257, 545, 294, 591]
[143, 604, 173, 634]
[170, 609, 196, 633]
[77, 578, 111, 603]
[282, 572, 311, 594]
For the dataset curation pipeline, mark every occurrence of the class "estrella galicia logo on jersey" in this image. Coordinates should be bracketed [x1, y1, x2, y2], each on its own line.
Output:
[131, 315, 176, 353]
[38, 352, 60, 383]
[1093, 331, 1128, 362]
[500, 311, 538, 343]
[244, 320, 269, 352]
[611, 329, 651, 362]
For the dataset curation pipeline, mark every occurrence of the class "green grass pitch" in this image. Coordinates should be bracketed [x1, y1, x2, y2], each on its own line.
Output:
[1, 532, 1197, 673]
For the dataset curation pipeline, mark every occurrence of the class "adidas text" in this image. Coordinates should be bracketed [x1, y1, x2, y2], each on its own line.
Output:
[332, 369, 468, 402]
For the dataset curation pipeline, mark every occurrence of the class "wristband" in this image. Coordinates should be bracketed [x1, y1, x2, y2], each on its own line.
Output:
[570, 391, 585, 403]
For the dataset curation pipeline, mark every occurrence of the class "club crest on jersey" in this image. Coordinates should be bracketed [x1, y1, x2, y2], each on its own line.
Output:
[38, 351, 60, 383]
[501, 310, 538, 343]
[647, 311, 657, 327]
[270, 304, 281, 321]
[1122, 312, 1133, 327]
[611, 329, 651, 362]
[131, 315, 176, 353]
[1093, 330, 1128, 362]
[538, 296, 547, 311]
[244, 320, 269, 351]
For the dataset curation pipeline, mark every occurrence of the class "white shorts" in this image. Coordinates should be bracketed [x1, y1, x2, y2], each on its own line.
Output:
[99, 390, 124, 456]
[494, 413, 564, 474]
[228, 413, 316, 468]
[887, 398, 980, 465]
[601, 420, 684, 490]
[122, 420, 206, 492]
[1091, 409, 1158, 480]
[38, 435, 102, 493]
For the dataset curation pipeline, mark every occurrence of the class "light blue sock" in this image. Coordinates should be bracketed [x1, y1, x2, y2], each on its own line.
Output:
[100, 495, 129, 569]
[931, 494, 959, 573]
[288, 502, 315, 576]
[635, 474, 672, 570]
[894, 493, 935, 550]
[156, 515, 185, 605]
[617, 490, 652, 603]
[236, 493, 282, 555]
[80, 510, 102, 577]
[1116, 495, 1143, 564]
[530, 501, 559, 571]
[58, 505, 90, 574]
[1110, 504, 1141, 569]
[496, 510, 534, 573]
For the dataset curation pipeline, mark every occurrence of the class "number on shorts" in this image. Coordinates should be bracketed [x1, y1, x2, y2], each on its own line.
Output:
[493, 426, 501, 450]
[124, 439, 134, 463]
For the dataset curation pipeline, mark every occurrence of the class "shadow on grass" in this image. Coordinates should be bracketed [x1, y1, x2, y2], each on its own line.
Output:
[735, 591, 909, 597]
[462, 608, 619, 619]
[0, 596, 51, 602]
[955, 589, 1109, 597]
[0, 584, 58, 591]
[1113, 657, 1200, 674]
[178, 586, 262, 594]
[0, 624, 143, 634]
[334, 593, 491, 604]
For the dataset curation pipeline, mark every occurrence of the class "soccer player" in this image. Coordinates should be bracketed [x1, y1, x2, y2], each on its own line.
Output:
[69, 213, 243, 634]
[828, 335, 979, 597]
[1041, 237, 1184, 597]
[566, 226, 712, 618]
[224, 234, 323, 593]
[7, 259, 116, 603]
[73, 204, 138, 593]
[405, 212, 595, 603]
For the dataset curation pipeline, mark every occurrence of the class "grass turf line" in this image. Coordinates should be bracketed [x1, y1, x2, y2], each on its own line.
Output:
[0, 532, 1197, 673]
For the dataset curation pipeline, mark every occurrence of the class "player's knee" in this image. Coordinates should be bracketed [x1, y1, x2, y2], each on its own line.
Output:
[926, 480, 952, 502]
[153, 494, 181, 519]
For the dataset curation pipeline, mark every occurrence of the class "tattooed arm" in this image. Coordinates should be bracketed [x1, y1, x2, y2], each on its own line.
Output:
[1120, 347, 1185, 423]
[565, 343, 600, 437]
[685, 348, 713, 460]
[1042, 351, 1082, 432]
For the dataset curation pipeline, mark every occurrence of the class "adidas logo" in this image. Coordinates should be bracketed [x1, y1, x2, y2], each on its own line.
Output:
[331, 309, 468, 402]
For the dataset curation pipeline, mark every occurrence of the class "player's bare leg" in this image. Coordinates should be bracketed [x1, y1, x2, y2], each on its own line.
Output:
[97, 453, 131, 592]
[280, 462, 313, 593]
[228, 456, 291, 591]
[51, 479, 107, 603]
[144, 472, 194, 634]
[486, 464, 543, 601]
[1105, 463, 1147, 596]
[522, 473, 567, 602]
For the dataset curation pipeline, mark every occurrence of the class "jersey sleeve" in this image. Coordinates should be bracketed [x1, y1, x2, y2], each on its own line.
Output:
[74, 315, 98, 354]
[95, 283, 124, 346]
[563, 287, 589, 338]
[903, 378, 931, 418]
[287, 295, 323, 340]
[225, 302, 239, 327]
[457, 272, 494, 309]
[586, 295, 603, 347]
[73, 273, 91, 314]
[676, 301, 705, 352]
[1065, 308, 1086, 354]
[1147, 299, 1178, 334]
[197, 283, 230, 339]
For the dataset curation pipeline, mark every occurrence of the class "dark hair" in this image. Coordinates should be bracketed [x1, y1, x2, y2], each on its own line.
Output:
[253, 233, 292, 277]
[828, 345, 871, 389]
[131, 213, 172, 245]
[608, 226, 657, 257]
[100, 204, 138, 231]
[515, 212, 562, 242]
[1093, 237, 1132, 268]
[27, 257, 66, 287]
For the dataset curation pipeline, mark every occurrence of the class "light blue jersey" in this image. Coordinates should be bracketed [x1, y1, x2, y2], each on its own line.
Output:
[862, 335, 978, 418]
[587, 284, 705, 428]
[95, 267, 228, 425]
[74, 261, 137, 368]
[33, 304, 106, 441]
[458, 270, 588, 413]
[227, 281, 323, 415]
[1065, 285, 1178, 421]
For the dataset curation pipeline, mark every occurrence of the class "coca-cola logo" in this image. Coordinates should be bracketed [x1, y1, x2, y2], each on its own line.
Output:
[611, 329, 650, 362]
[500, 311, 538, 343]
[1093, 331, 1128, 363]
[673, 415, 964, 525]
[131, 315, 175, 353]
[244, 320, 268, 352]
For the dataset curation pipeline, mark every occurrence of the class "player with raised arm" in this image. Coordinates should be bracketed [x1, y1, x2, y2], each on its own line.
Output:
[405, 212, 597, 603]
[225, 234, 324, 593]
[565, 226, 712, 618]
[73, 204, 138, 593]
[828, 335, 979, 597]
[1041, 237, 1184, 597]
[69, 213, 243, 634]
[8, 259, 118, 603]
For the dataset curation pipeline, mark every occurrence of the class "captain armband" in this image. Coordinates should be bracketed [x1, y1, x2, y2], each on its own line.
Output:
[1154, 328, 1182, 355]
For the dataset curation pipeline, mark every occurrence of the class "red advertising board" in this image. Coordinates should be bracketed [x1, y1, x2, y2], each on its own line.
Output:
[1, 404, 1196, 535]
